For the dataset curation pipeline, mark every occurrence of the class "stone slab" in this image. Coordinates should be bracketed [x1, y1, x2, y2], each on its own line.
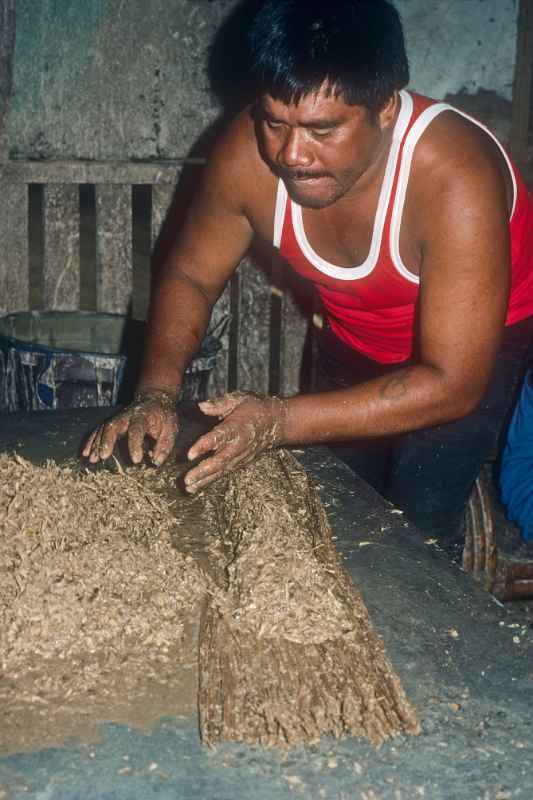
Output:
[0, 408, 531, 799]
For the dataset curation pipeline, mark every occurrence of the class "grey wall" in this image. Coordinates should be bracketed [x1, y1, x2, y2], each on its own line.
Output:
[400, 0, 518, 101]
[399, 0, 518, 142]
[6, 0, 519, 161]
[7, 0, 236, 160]
[0, 0, 16, 158]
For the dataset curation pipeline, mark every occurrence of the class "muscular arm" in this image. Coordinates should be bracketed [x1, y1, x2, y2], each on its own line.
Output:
[279, 142, 511, 445]
[82, 115, 259, 465]
[138, 120, 256, 396]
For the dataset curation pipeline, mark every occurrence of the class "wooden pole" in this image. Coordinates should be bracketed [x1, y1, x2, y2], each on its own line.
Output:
[510, 0, 533, 166]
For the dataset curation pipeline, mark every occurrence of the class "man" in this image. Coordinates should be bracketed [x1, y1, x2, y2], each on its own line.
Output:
[84, 0, 533, 543]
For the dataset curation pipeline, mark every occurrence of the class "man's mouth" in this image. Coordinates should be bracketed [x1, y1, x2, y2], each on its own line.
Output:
[283, 172, 331, 182]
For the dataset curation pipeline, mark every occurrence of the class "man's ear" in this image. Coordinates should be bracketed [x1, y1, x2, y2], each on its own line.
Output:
[378, 92, 399, 132]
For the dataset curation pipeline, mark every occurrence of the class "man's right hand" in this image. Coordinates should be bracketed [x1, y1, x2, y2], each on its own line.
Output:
[82, 388, 180, 467]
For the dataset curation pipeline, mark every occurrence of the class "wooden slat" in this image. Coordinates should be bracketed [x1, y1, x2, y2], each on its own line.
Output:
[510, 0, 533, 165]
[208, 283, 232, 396]
[151, 183, 175, 248]
[0, 160, 196, 186]
[279, 288, 308, 397]
[270, 254, 310, 397]
[0, 182, 29, 313]
[95, 185, 132, 314]
[43, 184, 80, 310]
[234, 257, 271, 394]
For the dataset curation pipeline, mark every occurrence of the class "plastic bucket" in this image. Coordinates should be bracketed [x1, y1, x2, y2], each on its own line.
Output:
[0, 311, 221, 413]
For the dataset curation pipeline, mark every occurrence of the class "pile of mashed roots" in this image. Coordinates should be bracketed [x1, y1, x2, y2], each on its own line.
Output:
[1, 450, 419, 753]
[0, 453, 208, 752]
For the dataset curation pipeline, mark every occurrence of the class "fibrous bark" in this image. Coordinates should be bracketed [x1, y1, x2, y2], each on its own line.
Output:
[198, 449, 420, 747]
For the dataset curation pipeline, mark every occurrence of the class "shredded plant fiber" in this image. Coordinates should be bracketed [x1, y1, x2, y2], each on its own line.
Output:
[199, 449, 420, 747]
[0, 453, 205, 752]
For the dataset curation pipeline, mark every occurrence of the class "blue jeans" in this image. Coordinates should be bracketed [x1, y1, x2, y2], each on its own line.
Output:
[316, 317, 533, 542]
[500, 368, 533, 542]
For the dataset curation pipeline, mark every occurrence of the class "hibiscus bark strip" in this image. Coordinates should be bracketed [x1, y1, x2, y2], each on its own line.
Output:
[198, 449, 420, 747]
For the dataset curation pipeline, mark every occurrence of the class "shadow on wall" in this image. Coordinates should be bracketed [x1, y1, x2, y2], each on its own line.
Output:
[208, 0, 264, 114]
[153, 0, 264, 270]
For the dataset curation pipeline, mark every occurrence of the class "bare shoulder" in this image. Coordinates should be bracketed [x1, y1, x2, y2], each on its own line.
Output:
[409, 108, 512, 226]
[202, 107, 277, 221]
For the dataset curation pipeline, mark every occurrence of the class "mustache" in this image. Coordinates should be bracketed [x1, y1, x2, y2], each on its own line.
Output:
[273, 165, 332, 181]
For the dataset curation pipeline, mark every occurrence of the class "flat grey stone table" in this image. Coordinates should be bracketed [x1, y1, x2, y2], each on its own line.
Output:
[0, 407, 532, 800]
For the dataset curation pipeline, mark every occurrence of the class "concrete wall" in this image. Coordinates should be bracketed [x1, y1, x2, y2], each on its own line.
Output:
[7, 0, 236, 160]
[400, 0, 518, 101]
[0, 0, 16, 159]
[6, 0, 519, 161]
[399, 0, 519, 142]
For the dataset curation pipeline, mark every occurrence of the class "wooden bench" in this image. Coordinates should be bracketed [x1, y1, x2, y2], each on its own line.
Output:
[0, 158, 313, 398]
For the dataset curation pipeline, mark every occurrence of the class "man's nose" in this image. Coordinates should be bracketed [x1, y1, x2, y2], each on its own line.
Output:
[278, 128, 313, 169]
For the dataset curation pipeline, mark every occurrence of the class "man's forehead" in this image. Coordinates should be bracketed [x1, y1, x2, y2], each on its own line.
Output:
[260, 88, 361, 121]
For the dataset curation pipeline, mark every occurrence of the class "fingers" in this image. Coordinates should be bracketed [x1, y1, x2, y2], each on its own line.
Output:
[83, 417, 128, 463]
[199, 391, 248, 420]
[184, 447, 247, 493]
[127, 416, 150, 464]
[82, 428, 99, 458]
[150, 419, 179, 466]
[187, 423, 236, 461]
[82, 406, 179, 466]
[185, 418, 252, 491]
[184, 466, 225, 493]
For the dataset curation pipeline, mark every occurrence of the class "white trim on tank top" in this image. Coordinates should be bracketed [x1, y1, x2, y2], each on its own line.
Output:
[272, 90, 414, 280]
[273, 91, 518, 285]
[273, 179, 288, 248]
[390, 103, 518, 284]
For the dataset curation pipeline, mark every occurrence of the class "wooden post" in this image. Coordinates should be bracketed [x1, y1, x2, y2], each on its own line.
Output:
[510, 0, 533, 166]
[0, 182, 29, 313]
[96, 185, 133, 314]
[234, 257, 271, 395]
[43, 185, 81, 310]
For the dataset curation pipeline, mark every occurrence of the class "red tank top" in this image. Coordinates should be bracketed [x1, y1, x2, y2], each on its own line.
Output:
[274, 91, 533, 363]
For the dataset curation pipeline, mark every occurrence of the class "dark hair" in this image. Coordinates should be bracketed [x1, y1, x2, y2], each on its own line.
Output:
[248, 0, 409, 112]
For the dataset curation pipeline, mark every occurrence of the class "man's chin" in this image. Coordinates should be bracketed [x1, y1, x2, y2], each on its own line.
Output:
[284, 178, 341, 209]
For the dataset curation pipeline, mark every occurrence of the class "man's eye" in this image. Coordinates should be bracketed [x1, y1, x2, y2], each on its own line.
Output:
[312, 129, 332, 139]
[265, 119, 282, 129]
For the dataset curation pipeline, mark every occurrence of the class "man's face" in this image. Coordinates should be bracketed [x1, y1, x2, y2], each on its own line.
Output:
[256, 84, 389, 209]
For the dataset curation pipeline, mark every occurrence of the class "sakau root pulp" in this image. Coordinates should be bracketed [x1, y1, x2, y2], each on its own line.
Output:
[0, 453, 205, 752]
[198, 449, 420, 747]
[0, 449, 419, 751]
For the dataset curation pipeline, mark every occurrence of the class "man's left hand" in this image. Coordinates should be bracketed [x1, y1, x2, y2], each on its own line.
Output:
[184, 392, 287, 492]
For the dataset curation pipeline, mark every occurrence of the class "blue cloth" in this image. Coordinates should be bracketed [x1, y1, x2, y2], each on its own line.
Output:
[500, 369, 533, 542]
